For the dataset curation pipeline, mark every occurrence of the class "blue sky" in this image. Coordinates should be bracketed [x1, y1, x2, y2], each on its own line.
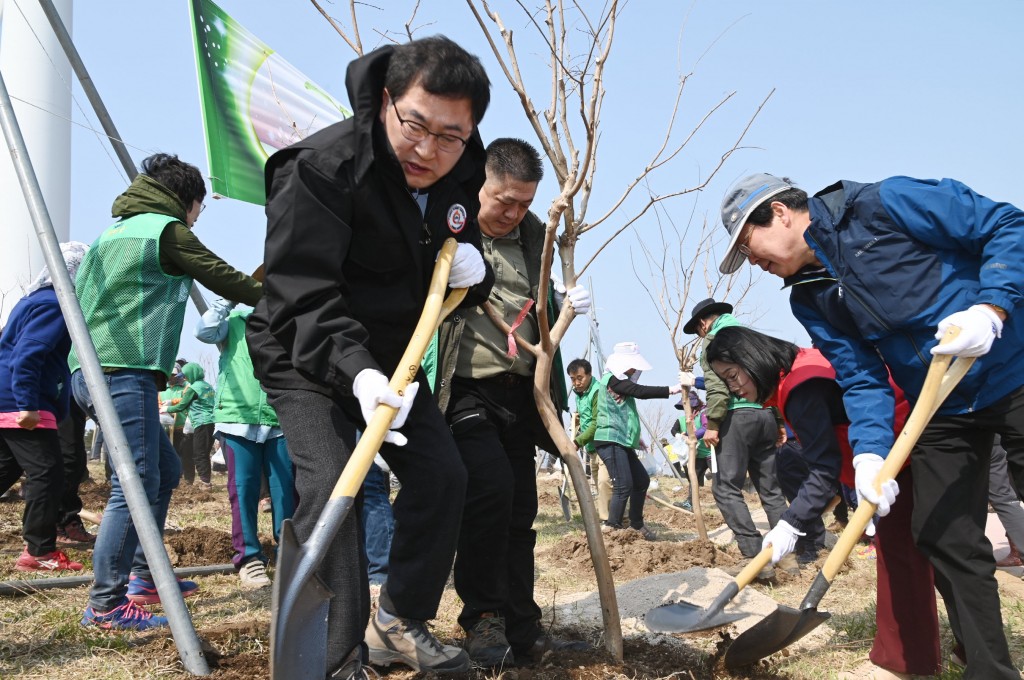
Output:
[10, 0, 1024, 392]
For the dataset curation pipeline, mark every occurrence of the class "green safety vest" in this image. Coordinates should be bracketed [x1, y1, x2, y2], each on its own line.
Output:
[69, 213, 192, 376]
[574, 377, 599, 453]
[594, 371, 641, 449]
[213, 311, 278, 427]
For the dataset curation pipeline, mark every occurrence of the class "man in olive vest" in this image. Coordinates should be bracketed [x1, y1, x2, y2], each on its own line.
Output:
[71, 153, 261, 631]
[431, 138, 591, 666]
[567, 358, 611, 521]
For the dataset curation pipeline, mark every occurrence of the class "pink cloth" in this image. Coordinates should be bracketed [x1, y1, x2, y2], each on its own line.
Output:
[0, 410, 58, 429]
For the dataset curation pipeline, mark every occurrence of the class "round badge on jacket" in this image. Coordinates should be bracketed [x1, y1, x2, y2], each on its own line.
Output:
[447, 204, 467, 234]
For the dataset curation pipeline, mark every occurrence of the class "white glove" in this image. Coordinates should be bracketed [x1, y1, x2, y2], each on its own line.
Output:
[446, 243, 486, 288]
[678, 371, 696, 388]
[552, 278, 567, 307]
[668, 383, 683, 395]
[566, 285, 591, 316]
[762, 519, 805, 564]
[852, 453, 899, 517]
[931, 304, 1003, 357]
[352, 369, 419, 447]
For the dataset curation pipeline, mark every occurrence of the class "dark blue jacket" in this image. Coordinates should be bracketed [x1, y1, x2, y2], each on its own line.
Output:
[0, 287, 72, 420]
[787, 177, 1024, 458]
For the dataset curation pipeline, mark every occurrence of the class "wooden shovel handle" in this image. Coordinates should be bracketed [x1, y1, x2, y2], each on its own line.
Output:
[733, 545, 775, 590]
[328, 238, 467, 503]
[819, 326, 975, 583]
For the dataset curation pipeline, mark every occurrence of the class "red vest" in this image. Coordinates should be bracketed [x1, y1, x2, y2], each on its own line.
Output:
[770, 348, 909, 486]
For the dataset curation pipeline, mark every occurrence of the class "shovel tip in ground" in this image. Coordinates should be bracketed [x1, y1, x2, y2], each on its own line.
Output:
[643, 600, 747, 634]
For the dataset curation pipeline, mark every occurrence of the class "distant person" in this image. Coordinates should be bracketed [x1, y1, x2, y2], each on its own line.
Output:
[71, 152, 261, 630]
[246, 36, 494, 676]
[56, 399, 96, 545]
[670, 388, 711, 511]
[568, 358, 611, 522]
[718, 172, 1024, 678]
[588, 342, 685, 539]
[0, 242, 90, 572]
[195, 297, 295, 589]
[166, 362, 216, 488]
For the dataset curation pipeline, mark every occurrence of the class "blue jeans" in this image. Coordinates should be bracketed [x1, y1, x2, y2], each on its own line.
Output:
[71, 369, 181, 611]
[361, 463, 394, 586]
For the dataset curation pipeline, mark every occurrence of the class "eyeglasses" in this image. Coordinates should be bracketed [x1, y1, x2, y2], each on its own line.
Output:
[199, 202, 207, 214]
[391, 101, 468, 153]
[737, 225, 753, 257]
[719, 369, 748, 391]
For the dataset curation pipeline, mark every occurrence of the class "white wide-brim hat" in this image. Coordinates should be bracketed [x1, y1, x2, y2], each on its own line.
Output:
[605, 341, 652, 379]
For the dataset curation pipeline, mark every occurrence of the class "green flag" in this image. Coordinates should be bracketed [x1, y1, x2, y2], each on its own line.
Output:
[189, 0, 350, 205]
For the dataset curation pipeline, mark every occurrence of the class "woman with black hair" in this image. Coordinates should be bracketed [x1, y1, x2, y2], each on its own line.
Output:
[706, 326, 942, 680]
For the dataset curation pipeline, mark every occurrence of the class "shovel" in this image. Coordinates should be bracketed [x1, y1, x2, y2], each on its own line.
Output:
[644, 545, 773, 633]
[725, 329, 974, 668]
[270, 238, 467, 680]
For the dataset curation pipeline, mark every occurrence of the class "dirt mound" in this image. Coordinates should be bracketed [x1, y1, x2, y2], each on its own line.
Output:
[165, 526, 233, 566]
[549, 532, 740, 581]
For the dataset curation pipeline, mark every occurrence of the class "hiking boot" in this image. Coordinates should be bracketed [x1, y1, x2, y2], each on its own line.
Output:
[996, 534, 1023, 568]
[634, 525, 657, 541]
[238, 560, 271, 589]
[365, 607, 470, 672]
[82, 598, 169, 631]
[464, 613, 513, 667]
[196, 480, 213, 491]
[724, 556, 775, 582]
[15, 548, 83, 572]
[126, 573, 199, 604]
[776, 553, 800, 575]
[57, 518, 96, 546]
[515, 634, 592, 664]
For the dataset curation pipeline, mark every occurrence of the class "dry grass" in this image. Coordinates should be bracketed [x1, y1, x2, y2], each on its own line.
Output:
[1, 463, 1023, 678]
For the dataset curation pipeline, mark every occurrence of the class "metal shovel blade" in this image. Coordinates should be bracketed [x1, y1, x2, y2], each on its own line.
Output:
[558, 475, 572, 522]
[724, 605, 830, 668]
[644, 599, 746, 634]
[270, 518, 333, 680]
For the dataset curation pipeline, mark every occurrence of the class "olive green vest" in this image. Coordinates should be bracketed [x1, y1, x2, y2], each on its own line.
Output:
[574, 378, 599, 453]
[214, 311, 278, 426]
[69, 213, 192, 376]
[594, 372, 641, 448]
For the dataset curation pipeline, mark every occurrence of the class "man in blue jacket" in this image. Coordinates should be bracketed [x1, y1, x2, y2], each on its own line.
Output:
[718, 172, 1024, 679]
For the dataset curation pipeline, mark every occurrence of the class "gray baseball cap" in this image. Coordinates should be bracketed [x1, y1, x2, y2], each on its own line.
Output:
[719, 173, 795, 274]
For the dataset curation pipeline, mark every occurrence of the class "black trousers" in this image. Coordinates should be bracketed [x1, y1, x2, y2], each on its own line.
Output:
[448, 375, 556, 652]
[0, 427, 64, 555]
[774, 439, 827, 552]
[910, 385, 1024, 680]
[595, 443, 650, 529]
[267, 374, 466, 671]
[182, 423, 214, 484]
[57, 400, 88, 526]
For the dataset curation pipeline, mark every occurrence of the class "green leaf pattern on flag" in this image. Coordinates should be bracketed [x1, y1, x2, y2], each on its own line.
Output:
[189, 0, 350, 205]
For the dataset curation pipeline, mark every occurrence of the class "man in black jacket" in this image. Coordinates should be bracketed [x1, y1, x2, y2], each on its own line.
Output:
[247, 36, 494, 676]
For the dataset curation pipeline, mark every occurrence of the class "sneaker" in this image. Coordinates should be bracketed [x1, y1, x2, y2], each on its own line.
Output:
[238, 560, 271, 589]
[723, 556, 775, 583]
[365, 607, 471, 672]
[57, 518, 96, 545]
[464, 613, 513, 667]
[126, 573, 199, 604]
[196, 480, 213, 491]
[15, 548, 83, 572]
[258, 497, 272, 513]
[82, 598, 169, 631]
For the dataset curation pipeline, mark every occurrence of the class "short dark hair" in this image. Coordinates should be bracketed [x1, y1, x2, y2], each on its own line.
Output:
[567, 358, 592, 375]
[140, 153, 206, 210]
[705, 326, 799, 403]
[386, 35, 491, 125]
[747, 183, 808, 227]
[486, 138, 544, 184]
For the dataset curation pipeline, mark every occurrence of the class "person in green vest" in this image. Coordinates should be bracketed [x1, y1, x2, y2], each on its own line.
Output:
[685, 297, 788, 579]
[158, 366, 186, 461]
[166, 362, 216, 488]
[670, 388, 712, 511]
[195, 298, 295, 589]
[70, 152, 262, 631]
[567, 358, 611, 522]
[592, 342, 684, 540]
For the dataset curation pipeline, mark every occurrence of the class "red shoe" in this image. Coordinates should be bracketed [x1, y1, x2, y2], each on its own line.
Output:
[996, 535, 1023, 568]
[15, 548, 83, 572]
[57, 518, 96, 546]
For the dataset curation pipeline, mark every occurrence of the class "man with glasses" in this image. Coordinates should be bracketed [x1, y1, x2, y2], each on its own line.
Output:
[718, 173, 1024, 679]
[247, 36, 494, 677]
[685, 298, 789, 579]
